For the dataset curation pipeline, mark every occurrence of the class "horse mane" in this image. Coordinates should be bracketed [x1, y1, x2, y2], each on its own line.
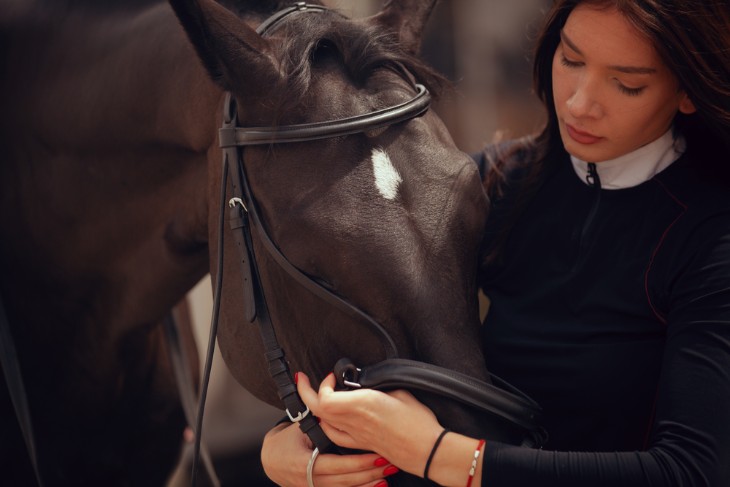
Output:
[270, 13, 448, 119]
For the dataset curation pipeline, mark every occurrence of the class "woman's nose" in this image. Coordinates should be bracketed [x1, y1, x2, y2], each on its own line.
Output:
[567, 78, 603, 119]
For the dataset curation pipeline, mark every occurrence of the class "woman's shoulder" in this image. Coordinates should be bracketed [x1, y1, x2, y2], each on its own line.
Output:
[650, 151, 730, 291]
[654, 149, 730, 218]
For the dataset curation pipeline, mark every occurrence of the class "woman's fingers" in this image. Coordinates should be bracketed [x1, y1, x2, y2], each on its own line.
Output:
[317, 421, 361, 450]
[318, 370, 337, 394]
[313, 469, 391, 487]
[314, 452, 384, 475]
[296, 370, 444, 476]
[298, 371, 344, 414]
[296, 372, 321, 412]
[313, 453, 398, 487]
[261, 420, 397, 487]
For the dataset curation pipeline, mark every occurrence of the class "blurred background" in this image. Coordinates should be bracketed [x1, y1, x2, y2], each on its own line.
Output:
[164, 1, 550, 486]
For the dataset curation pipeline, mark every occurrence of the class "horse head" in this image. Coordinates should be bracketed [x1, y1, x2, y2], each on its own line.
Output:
[170, 0, 503, 471]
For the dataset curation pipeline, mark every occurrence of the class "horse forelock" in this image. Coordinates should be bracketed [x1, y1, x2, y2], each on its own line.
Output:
[267, 13, 447, 120]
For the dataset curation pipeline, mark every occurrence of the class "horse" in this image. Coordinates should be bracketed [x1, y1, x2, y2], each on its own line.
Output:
[1, 1, 210, 484]
[1, 0, 531, 485]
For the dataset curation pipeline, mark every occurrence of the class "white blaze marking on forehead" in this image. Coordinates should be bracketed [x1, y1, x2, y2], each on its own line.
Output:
[371, 148, 402, 200]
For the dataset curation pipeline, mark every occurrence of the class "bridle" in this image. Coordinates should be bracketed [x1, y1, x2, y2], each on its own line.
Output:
[192, 3, 546, 484]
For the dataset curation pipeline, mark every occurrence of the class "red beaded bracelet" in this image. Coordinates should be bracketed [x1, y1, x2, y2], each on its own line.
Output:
[465, 439, 486, 487]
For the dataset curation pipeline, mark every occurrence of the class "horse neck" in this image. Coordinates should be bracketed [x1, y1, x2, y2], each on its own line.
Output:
[0, 3, 221, 341]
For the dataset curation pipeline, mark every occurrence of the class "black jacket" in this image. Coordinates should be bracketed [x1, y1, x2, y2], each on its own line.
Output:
[474, 140, 730, 486]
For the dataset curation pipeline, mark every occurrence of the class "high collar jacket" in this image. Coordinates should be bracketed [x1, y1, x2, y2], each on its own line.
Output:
[474, 140, 730, 487]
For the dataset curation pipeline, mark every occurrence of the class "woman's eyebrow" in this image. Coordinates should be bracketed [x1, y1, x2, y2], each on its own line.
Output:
[559, 29, 657, 74]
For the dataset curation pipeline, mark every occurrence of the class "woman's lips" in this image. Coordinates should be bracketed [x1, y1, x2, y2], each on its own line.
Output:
[566, 123, 603, 145]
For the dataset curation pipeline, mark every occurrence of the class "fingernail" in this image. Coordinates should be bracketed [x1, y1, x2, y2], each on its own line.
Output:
[383, 465, 399, 476]
[294, 372, 299, 384]
[374, 457, 389, 467]
[375, 481, 388, 487]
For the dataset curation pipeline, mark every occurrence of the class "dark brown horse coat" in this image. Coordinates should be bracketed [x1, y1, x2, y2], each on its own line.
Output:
[1, 1, 490, 485]
[1, 2, 211, 484]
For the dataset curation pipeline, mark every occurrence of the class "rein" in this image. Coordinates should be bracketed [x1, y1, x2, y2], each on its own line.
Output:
[192, 3, 546, 484]
[0, 295, 44, 487]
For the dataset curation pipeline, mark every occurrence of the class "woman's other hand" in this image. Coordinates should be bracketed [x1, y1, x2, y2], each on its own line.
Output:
[261, 420, 396, 487]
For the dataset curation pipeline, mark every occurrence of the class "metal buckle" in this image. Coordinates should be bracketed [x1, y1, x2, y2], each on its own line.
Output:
[286, 406, 310, 423]
[342, 367, 362, 389]
[228, 197, 248, 212]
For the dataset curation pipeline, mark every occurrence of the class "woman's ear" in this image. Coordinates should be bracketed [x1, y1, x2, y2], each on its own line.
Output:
[679, 92, 697, 115]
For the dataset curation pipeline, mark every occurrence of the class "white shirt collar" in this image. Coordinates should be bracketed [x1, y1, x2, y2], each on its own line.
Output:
[570, 129, 685, 189]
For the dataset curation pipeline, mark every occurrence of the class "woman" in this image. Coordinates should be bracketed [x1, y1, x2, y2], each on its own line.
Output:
[262, 0, 730, 485]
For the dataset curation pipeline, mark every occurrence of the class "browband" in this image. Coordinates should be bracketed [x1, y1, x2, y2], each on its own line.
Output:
[219, 84, 431, 147]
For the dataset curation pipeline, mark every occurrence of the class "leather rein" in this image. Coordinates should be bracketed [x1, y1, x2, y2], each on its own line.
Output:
[192, 3, 546, 484]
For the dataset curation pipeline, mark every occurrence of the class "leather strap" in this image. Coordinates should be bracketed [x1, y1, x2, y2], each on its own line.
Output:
[254, 2, 329, 36]
[163, 312, 220, 487]
[0, 295, 44, 486]
[218, 85, 430, 147]
[334, 357, 548, 448]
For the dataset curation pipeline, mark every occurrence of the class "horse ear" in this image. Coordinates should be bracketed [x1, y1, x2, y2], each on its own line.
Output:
[370, 0, 438, 55]
[169, 0, 280, 92]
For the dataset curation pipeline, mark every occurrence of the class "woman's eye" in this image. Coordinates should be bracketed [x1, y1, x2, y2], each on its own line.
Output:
[617, 83, 645, 97]
[560, 54, 582, 68]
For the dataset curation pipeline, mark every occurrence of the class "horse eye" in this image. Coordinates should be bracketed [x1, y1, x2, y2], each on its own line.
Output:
[311, 40, 338, 64]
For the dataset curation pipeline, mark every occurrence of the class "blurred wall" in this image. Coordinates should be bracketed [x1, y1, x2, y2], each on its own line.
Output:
[325, 0, 549, 151]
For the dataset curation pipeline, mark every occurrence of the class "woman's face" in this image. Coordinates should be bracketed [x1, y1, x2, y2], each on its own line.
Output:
[552, 4, 696, 162]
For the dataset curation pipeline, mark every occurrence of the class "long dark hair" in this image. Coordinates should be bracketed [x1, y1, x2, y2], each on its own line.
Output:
[483, 0, 730, 264]
[534, 0, 730, 166]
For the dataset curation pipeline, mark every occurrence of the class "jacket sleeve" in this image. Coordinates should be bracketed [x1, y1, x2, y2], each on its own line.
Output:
[481, 213, 730, 487]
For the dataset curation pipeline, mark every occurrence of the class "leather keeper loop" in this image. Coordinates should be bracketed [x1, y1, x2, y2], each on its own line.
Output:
[265, 348, 285, 361]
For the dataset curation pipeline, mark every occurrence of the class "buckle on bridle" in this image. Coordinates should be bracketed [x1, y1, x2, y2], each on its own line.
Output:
[286, 406, 311, 423]
[228, 197, 248, 212]
[335, 358, 363, 389]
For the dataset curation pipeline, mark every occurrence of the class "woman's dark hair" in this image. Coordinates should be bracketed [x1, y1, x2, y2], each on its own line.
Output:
[483, 0, 730, 264]
[534, 0, 730, 166]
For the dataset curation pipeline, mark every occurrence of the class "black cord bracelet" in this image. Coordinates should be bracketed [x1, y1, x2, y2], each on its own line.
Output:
[423, 428, 450, 481]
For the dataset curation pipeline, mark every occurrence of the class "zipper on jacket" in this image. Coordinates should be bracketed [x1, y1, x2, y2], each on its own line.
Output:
[572, 162, 602, 272]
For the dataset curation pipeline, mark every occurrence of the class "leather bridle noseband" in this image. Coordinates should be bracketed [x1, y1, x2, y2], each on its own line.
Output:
[192, 3, 546, 484]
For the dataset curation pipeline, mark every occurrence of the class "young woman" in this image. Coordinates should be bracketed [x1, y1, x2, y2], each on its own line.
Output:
[261, 0, 730, 485]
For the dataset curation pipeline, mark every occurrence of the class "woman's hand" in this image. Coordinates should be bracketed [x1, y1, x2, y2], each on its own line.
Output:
[296, 372, 445, 477]
[261, 420, 397, 487]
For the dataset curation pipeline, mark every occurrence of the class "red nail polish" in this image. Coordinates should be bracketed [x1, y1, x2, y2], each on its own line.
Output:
[374, 457, 389, 467]
[374, 481, 388, 487]
[294, 372, 299, 384]
[383, 465, 399, 476]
